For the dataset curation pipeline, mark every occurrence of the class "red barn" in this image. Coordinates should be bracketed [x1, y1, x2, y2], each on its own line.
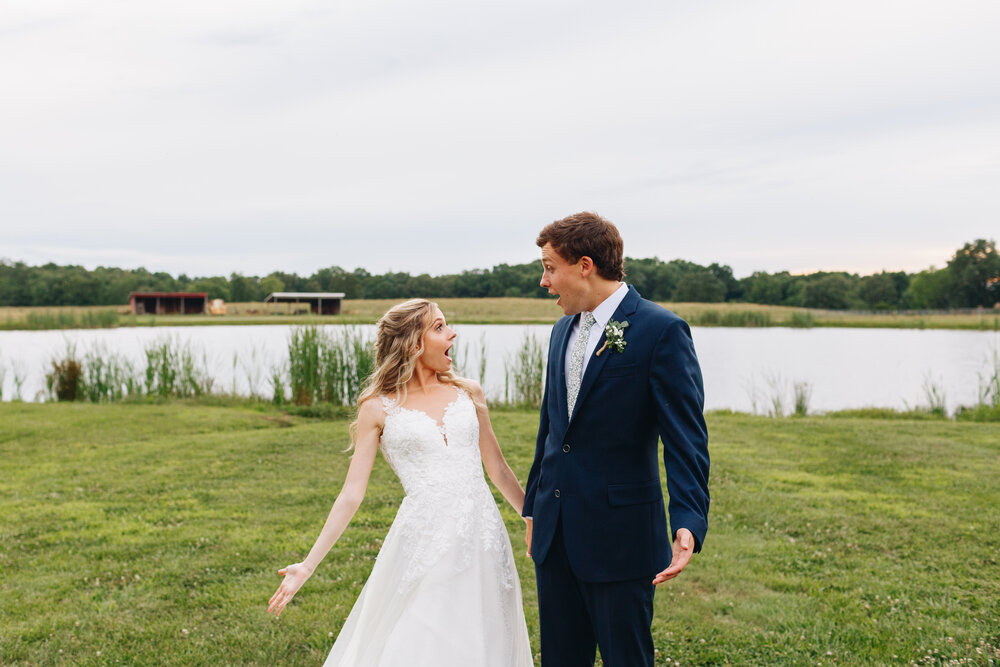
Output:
[129, 292, 208, 315]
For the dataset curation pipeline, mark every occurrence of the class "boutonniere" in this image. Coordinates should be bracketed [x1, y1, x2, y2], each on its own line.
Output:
[595, 319, 629, 356]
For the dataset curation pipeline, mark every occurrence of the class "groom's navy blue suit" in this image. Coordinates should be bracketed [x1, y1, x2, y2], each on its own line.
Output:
[523, 285, 710, 666]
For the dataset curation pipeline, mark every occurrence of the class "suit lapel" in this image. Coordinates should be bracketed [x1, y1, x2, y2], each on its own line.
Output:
[551, 315, 576, 423]
[568, 286, 641, 425]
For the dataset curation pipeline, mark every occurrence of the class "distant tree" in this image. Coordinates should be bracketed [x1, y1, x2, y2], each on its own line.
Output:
[189, 276, 230, 301]
[229, 273, 255, 302]
[347, 268, 371, 298]
[946, 239, 1000, 307]
[745, 271, 787, 305]
[903, 268, 952, 309]
[491, 262, 547, 299]
[624, 257, 676, 301]
[267, 270, 307, 293]
[6, 242, 995, 309]
[707, 263, 742, 301]
[802, 274, 852, 309]
[151, 271, 178, 291]
[858, 272, 901, 310]
[261, 275, 285, 297]
[406, 273, 437, 297]
[0, 261, 32, 306]
[673, 270, 727, 302]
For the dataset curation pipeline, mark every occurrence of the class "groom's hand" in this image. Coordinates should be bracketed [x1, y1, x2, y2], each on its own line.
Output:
[652, 528, 694, 585]
[524, 518, 533, 558]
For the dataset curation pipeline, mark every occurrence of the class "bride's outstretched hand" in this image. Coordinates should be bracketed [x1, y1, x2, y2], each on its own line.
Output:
[268, 563, 313, 617]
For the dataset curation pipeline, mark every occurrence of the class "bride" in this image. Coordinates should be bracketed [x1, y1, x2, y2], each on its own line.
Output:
[267, 299, 534, 666]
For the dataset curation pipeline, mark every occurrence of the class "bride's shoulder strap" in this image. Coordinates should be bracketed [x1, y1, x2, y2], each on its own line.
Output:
[378, 394, 399, 415]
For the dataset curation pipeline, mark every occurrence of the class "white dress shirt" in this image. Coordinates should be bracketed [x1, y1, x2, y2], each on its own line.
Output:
[564, 282, 629, 388]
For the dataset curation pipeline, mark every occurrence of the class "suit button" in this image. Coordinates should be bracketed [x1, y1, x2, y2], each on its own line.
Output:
[562, 443, 571, 453]
[554, 489, 561, 498]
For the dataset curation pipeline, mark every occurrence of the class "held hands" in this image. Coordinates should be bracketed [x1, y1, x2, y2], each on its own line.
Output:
[652, 528, 694, 586]
[267, 562, 314, 617]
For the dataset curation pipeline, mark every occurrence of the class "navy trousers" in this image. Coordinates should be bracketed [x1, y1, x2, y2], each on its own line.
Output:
[534, 518, 656, 667]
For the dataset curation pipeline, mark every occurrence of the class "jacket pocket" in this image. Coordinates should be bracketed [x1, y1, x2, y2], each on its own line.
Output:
[607, 479, 662, 506]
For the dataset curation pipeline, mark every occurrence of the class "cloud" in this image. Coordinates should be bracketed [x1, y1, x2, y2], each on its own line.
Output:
[1, 0, 998, 278]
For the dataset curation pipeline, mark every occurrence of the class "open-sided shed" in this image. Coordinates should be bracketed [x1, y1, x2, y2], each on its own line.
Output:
[129, 292, 208, 315]
[264, 292, 344, 315]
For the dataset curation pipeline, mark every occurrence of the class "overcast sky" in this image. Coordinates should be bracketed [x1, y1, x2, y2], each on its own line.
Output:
[2, 0, 998, 279]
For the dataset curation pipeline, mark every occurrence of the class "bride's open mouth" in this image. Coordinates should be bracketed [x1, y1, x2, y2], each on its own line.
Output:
[444, 345, 452, 361]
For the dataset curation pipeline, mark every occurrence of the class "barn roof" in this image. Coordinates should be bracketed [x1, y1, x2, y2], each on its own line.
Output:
[264, 292, 345, 301]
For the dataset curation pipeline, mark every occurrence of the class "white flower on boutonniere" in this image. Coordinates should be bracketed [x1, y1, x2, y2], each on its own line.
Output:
[595, 319, 629, 356]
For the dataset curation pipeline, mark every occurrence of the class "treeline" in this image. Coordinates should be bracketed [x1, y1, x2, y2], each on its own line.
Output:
[1, 239, 997, 310]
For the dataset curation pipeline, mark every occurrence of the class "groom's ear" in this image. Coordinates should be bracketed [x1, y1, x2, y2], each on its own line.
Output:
[577, 255, 596, 277]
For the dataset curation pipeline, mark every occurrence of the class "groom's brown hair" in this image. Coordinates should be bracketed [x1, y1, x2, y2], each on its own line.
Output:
[536, 211, 625, 281]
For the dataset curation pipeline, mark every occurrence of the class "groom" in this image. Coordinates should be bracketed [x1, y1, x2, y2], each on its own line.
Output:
[522, 212, 710, 667]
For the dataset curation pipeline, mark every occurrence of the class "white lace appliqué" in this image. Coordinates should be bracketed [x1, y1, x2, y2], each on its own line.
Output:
[377, 389, 515, 594]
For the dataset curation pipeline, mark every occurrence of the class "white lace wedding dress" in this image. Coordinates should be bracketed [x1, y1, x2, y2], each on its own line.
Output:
[323, 387, 533, 666]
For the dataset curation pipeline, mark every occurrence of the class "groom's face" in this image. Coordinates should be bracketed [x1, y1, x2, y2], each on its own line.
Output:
[540, 243, 587, 316]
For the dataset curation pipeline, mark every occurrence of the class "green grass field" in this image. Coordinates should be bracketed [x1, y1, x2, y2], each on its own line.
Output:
[2, 403, 998, 665]
[3, 299, 999, 330]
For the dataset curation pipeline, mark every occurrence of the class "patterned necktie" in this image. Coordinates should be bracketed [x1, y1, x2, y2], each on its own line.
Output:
[567, 312, 597, 416]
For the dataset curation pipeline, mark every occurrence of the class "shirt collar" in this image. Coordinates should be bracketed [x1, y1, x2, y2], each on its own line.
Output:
[588, 282, 628, 330]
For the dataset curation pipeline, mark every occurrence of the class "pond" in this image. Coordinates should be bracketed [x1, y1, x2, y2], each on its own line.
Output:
[1, 325, 997, 414]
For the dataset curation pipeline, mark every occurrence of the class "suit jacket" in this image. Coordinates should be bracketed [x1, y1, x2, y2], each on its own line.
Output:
[522, 285, 710, 582]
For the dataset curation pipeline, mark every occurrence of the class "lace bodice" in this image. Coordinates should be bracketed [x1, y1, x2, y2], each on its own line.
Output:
[379, 387, 483, 499]
[376, 387, 514, 591]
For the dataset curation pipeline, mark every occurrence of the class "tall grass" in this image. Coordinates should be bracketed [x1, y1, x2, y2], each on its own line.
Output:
[42, 338, 213, 403]
[793, 381, 812, 416]
[143, 339, 214, 398]
[449, 332, 489, 390]
[270, 365, 288, 406]
[956, 343, 1000, 421]
[10, 361, 27, 401]
[239, 344, 266, 400]
[46, 345, 84, 401]
[475, 333, 489, 387]
[920, 374, 947, 416]
[5, 309, 121, 330]
[447, 337, 467, 377]
[504, 332, 545, 407]
[745, 374, 813, 418]
[787, 311, 815, 328]
[286, 326, 375, 406]
[765, 373, 786, 418]
[690, 310, 774, 327]
[81, 346, 140, 402]
[976, 344, 1000, 407]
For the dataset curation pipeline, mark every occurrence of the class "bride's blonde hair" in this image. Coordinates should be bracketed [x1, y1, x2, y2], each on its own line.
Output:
[350, 299, 484, 443]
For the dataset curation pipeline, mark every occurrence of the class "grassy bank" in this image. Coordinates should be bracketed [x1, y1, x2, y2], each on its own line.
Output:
[3, 300, 999, 330]
[2, 403, 997, 665]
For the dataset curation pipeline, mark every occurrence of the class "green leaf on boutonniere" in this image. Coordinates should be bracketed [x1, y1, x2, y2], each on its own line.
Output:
[595, 319, 629, 356]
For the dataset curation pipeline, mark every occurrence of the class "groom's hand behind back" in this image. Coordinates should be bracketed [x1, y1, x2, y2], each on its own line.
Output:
[525, 518, 532, 558]
[652, 528, 694, 585]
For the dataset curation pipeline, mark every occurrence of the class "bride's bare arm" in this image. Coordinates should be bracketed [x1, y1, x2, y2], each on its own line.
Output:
[267, 398, 383, 617]
[471, 382, 527, 517]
